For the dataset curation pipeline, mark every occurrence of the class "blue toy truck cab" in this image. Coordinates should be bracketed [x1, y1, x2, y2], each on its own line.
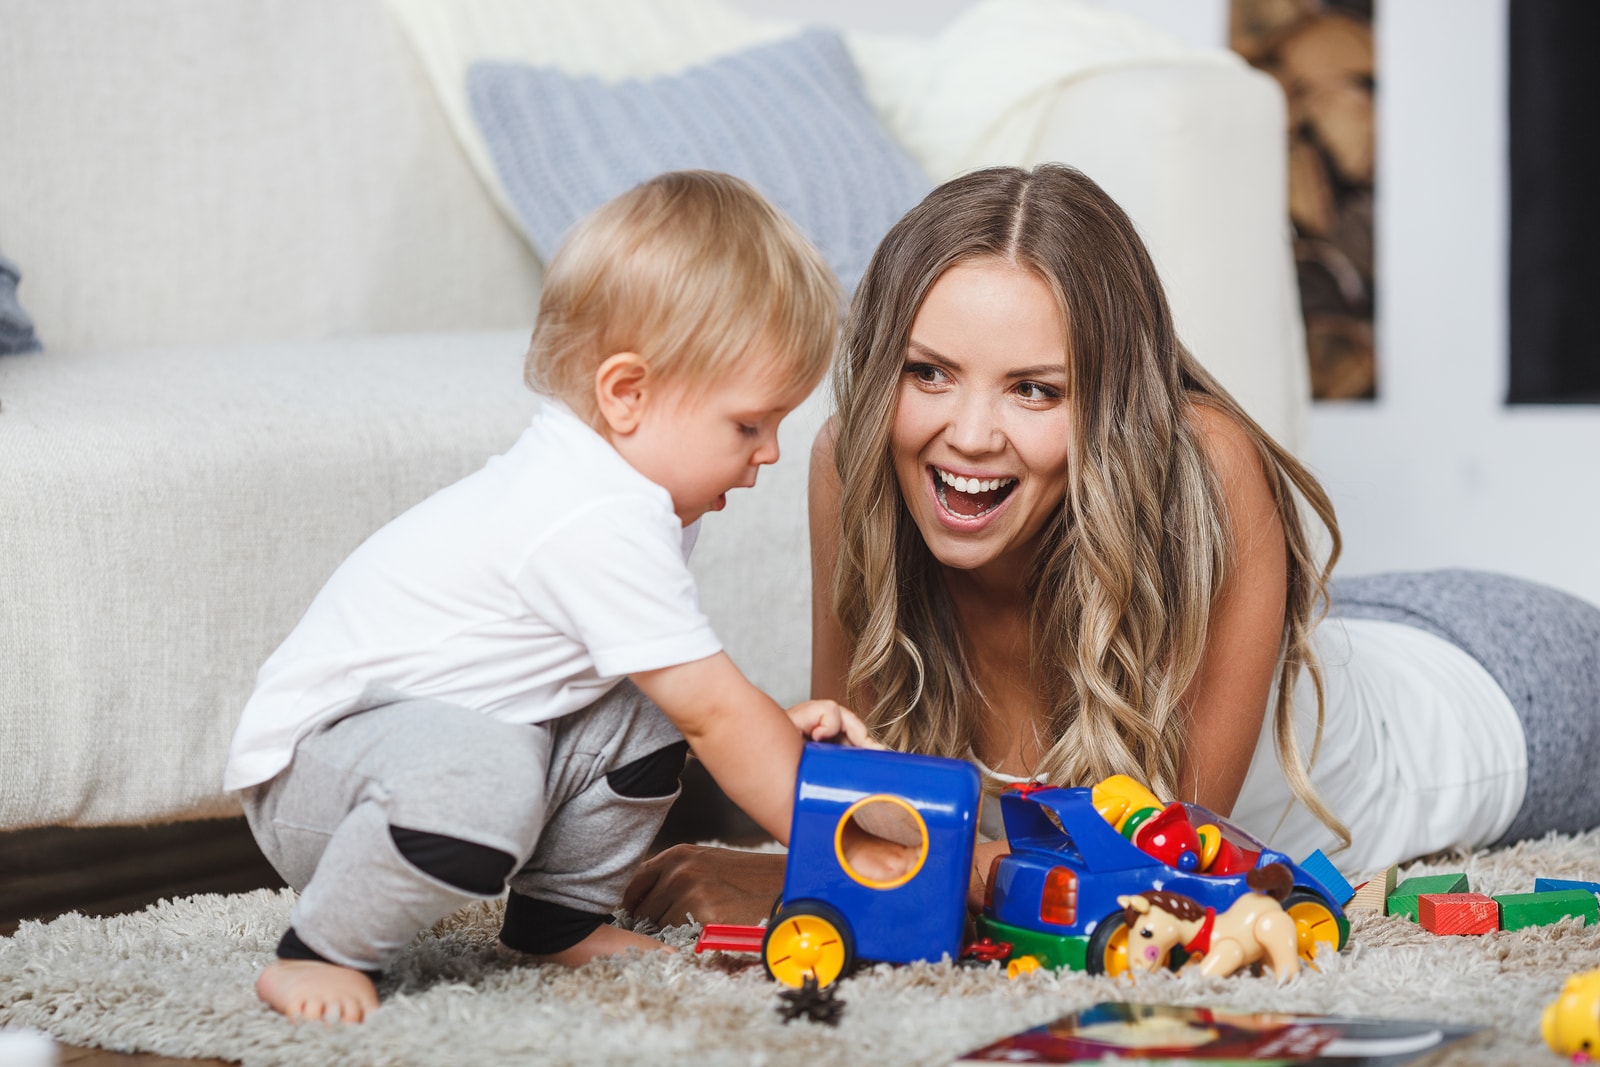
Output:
[977, 784, 1349, 975]
[762, 742, 981, 989]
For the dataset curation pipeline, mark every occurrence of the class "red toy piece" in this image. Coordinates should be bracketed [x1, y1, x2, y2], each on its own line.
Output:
[1417, 893, 1500, 935]
[695, 923, 768, 954]
[961, 936, 1014, 963]
[1206, 836, 1260, 877]
[1132, 803, 1202, 871]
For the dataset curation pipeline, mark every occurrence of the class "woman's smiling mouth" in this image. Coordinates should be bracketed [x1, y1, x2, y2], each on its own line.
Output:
[931, 466, 1017, 522]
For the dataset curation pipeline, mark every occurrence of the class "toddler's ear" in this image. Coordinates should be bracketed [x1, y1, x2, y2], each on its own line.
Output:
[594, 353, 650, 435]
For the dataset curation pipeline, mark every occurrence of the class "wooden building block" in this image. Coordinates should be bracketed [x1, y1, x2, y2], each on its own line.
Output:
[1534, 877, 1600, 899]
[1347, 864, 1397, 915]
[1417, 892, 1499, 935]
[1495, 889, 1600, 931]
[1299, 848, 1355, 904]
[1389, 873, 1469, 921]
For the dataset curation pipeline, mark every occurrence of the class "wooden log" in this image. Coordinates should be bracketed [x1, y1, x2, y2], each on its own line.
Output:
[1305, 312, 1375, 400]
[1296, 237, 1369, 310]
[1277, 12, 1374, 86]
[1230, 0, 1322, 63]
[1303, 76, 1375, 184]
[1289, 137, 1336, 236]
[1333, 189, 1375, 278]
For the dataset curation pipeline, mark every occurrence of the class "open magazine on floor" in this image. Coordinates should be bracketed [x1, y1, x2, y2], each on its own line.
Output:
[957, 1002, 1482, 1066]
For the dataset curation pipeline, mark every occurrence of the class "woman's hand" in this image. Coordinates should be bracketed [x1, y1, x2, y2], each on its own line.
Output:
[786, 698, 884, 749]
[969, 838, 1011, 912]
[622, 844, 787, 927]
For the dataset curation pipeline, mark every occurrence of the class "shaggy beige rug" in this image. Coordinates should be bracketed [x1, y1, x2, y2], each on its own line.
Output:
[3, 832, 1599, 1066]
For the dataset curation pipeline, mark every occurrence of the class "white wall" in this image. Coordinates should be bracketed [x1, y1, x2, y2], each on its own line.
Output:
[1306, 0, 1600, 607]
[727, 0, 1227, 47]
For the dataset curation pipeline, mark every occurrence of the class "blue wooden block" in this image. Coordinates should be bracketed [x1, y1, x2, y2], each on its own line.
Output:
[1535, 877, 1600, 898]
[1299, 848, 1355, 905]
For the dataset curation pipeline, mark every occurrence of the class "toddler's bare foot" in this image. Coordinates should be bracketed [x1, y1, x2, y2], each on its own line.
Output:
[533, 923, 675, 966]
[256, 959, 379, 1024]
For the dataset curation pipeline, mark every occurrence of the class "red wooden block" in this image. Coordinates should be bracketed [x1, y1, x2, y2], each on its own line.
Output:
[1417, 892, 1500, 935]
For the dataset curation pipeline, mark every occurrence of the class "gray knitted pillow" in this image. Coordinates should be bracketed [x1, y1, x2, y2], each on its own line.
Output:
[467, 28, 930, 294]
[0, 252, 41, 354]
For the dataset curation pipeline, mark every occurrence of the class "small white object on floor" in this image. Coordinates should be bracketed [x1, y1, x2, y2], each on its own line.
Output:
[0, 1027, 57, 1067]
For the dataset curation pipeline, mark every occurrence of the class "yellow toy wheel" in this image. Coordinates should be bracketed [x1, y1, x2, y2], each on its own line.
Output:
[1283, 890, 1349, 965]
[1085, 911, 1133, 977]
[763, 902, 855, 990]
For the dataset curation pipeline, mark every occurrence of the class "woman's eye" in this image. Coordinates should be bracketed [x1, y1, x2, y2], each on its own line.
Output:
[1016, 381, 1062, 402]
[905, 362, 945, 384]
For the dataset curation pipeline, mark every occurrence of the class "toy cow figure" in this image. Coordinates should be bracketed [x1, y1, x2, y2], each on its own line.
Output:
[1117, 863, 1300, 981]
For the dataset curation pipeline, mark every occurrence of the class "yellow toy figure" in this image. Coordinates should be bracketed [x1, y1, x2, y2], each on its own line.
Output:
[1091, 774, 1166, 829]
[1544, 968, 1600, 1061]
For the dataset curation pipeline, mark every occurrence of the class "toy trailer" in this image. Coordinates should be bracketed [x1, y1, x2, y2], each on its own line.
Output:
[761, 742, 981, 989]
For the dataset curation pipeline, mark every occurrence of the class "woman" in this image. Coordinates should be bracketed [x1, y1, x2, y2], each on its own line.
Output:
[625, 164, 1600, 926]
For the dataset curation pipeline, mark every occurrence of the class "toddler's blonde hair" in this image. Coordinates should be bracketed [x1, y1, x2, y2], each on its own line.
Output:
[526, 170, 840, 419]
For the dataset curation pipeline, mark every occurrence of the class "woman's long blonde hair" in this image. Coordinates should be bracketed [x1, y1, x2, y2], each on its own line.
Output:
[832, 164, 1347, 845]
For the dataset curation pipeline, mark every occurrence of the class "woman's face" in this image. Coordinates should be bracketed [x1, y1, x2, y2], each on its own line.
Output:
[890, 258, 1073, 580]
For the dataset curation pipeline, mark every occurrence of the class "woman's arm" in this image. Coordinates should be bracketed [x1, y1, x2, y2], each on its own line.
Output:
[809, 416, 850, 704]
[1175, 404, 1290, 816]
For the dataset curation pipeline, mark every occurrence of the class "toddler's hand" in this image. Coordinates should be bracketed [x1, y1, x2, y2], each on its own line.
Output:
[785, 699, 884, 749]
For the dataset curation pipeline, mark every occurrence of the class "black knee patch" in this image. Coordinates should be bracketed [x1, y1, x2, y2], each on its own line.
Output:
[498, 891, 611, 955]
[606, 739, 689, 798]
[389, 825, 516, 895]
[277, 926, 383, 982]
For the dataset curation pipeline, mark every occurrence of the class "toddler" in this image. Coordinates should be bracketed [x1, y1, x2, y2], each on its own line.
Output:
[225, 171, 900, 1024]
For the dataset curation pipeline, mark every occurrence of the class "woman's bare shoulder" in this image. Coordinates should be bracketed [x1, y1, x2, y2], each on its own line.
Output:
[1186, 400, 1269, 490]
[809, 414, 840, 483]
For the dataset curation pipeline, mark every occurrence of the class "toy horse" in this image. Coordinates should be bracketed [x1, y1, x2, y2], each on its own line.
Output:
[1117, 863, 1300, 980]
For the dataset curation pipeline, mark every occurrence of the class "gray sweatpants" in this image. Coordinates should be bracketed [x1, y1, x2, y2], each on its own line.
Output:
[239, 681, 684, 973]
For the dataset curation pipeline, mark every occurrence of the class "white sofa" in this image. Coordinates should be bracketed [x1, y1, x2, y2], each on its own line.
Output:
[0, 0, 1306, 830]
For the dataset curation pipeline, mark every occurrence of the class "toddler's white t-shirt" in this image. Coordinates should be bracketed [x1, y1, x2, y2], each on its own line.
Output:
[224, 399, 721, 792]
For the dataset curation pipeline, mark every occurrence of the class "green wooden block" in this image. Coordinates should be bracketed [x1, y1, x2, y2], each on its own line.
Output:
[1494, 889, 1600, 931]
[1388, 873, 1469, 921]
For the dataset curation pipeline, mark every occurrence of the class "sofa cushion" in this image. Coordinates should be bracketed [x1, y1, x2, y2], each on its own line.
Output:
[466, 28, 930, 292]
[0, 252, 40, 355]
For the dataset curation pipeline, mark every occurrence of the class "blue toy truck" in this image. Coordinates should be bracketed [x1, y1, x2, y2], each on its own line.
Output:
[759, 742, 982, 988]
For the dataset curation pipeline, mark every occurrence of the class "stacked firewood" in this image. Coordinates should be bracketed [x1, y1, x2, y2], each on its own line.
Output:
[1232, 0, 1375, 400]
